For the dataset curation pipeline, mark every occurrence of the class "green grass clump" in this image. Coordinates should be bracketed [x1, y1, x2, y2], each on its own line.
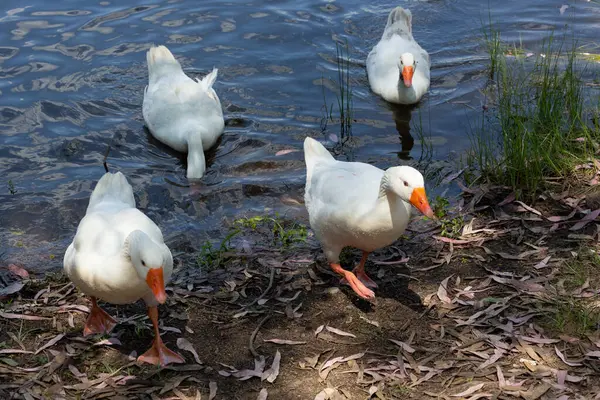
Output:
[546, 299, 599, 337]
[432, 196, 464, 238]
[469, 24, 600, 199]
[563, 247, 600, 290]
[235, 214, 307, 247]
[196, 229, 240, 271]
[542, 247, 600, 336]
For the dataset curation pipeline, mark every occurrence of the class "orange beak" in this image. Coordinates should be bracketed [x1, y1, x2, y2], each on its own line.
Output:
[410, 187, 434, 218]
[146, 267, 166, 304]
[402, 65, 414, 88]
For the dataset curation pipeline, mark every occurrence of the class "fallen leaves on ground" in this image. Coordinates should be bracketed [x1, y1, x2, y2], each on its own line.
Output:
[1, 190, 599, 399]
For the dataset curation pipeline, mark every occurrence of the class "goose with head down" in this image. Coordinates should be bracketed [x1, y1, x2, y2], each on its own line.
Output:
[64, 171, 184, 366]
[142, 45, 225, 179]
[303, 137, 433, 300]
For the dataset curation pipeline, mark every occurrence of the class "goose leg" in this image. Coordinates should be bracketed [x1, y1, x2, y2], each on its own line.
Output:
[331, 263, 375, 300]
[352, 251, 378, 289]
[83, 297, 117, 336]
[137, 306, 185, 367]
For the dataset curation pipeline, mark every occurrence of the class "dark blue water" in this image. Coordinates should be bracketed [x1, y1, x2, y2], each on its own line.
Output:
[0, 0, 598, 271]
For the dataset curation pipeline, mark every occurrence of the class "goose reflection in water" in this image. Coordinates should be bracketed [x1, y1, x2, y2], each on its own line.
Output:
[390, 103, 418, 160]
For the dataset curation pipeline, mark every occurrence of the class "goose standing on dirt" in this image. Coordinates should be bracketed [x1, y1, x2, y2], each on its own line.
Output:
[366, 7, 430, 105]
[142, 45, 225, 179]
[64, 172, 184, 366]
[303, 137, 434, 300]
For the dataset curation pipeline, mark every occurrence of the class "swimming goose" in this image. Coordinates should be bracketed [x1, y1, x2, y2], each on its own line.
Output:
[366, 7, 430, 105]
[63, 172, 184, 366]
[303, 137, 433, 300]
[142, 45, 225, 179]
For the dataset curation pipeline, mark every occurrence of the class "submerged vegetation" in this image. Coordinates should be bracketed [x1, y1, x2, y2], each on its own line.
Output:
[7, 180, 16, 195]
[468, 23, 600, 199]
[321, 40, 354, 143]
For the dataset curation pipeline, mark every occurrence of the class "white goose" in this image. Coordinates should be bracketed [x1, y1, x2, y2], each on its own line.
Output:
[366, 7, 430, 105]
[142, 45, 225, 179]
[303, 137, 433, 300]
[64, 171, 184, 366]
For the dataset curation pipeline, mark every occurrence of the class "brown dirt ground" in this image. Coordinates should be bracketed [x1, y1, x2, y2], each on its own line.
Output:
[1, 187, 600, 400]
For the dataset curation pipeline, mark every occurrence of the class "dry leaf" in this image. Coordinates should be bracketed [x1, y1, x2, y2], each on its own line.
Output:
[437, 276, 453, 303]
[35, 334, 65, 355]
[496, 365, 506, 388]
[520, 382, 551, 400]
[7, 264, 29, 279]
[433, 236, 473, 244]
[532, 256, 551, 269]
[0, 282, 25, 297]
[257, 388, 268, 400]
[478, 349, 504, 370]
[0, 311, 49, 321]
[498, 192, 516, 206]
[263, 339, 306, 345]
[262, 350, 281, 383]
[301, 353, 321, 369]
[208, 381, 217, 400]
[314, 388, 340, 400]
[452, 383, 484, 397]
[93, 338, 121, 346]
[389, 339, 415, 353]
[325, 326, 356, 338]
[320, 352, 364, 373]
[314, 325, 324, 336]
[359, 315, 380, 327]
[160, 375, 191, 395]
[442, 169, 465, 184]
[465, 395, 493, 400]
[554, 346, 583, 366]
[546, 209, 577, 222]
[570, 209, 600, 231]
[517, 335, 559, 345]
[275, 149, 298, 156]
[68, 364, 86, 378]
[0, 349, 33, 355]
[514, 201, 542, 216]
[177, 338, 200, 364]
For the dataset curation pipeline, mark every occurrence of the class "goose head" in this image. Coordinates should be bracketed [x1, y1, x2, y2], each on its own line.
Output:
[382, 166, 433, 218]
[398, 53, 416, 88]
[127, 230, 168, 303]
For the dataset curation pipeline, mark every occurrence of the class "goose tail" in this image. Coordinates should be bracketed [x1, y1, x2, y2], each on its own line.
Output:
[87, 171, 135, 212]
[303, 137, 334, 183]
[383, 6, 412, 37]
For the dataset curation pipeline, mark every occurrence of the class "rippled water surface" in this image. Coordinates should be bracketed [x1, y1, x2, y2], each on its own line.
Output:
[1, 0, 599, 271]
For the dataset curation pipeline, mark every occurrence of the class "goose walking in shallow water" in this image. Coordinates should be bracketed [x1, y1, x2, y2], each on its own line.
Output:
[367, 7, 430, 105]
[64, 172, 184, 366]
[303, 137, 433, 300]
[142, 45, 225, 179]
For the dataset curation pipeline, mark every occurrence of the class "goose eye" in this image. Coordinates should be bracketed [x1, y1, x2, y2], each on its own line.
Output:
[400, 59, 403, 65]
[403, 181, 409, 187]
[141, 260, 146, 266]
